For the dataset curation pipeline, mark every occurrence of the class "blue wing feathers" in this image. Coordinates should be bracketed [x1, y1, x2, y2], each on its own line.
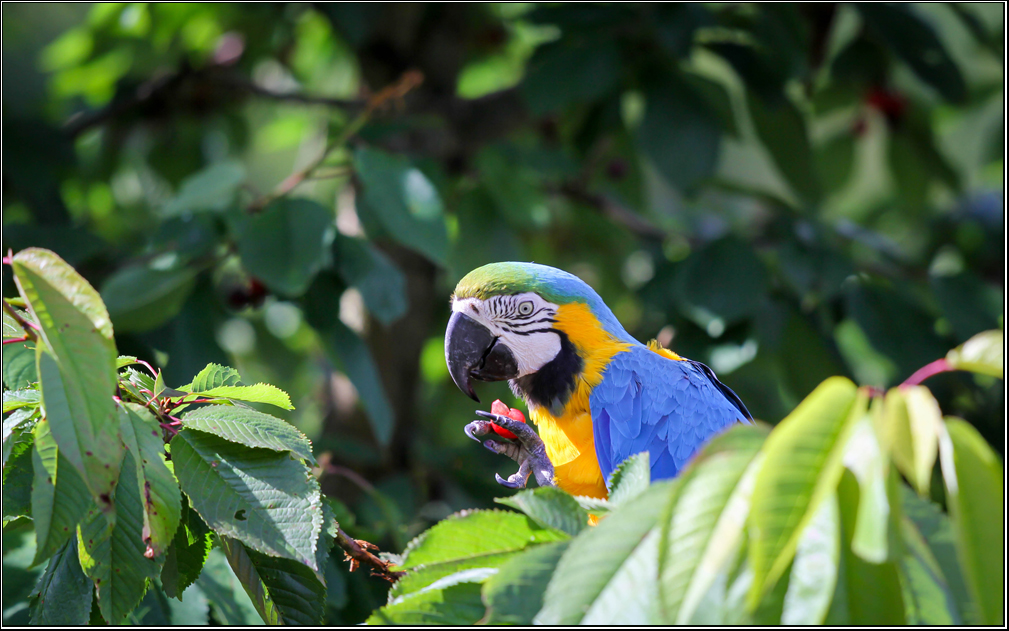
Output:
[591, 345, 747, 487]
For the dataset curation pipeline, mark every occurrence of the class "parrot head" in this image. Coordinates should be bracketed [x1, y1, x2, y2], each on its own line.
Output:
[445, 262, 631, 402]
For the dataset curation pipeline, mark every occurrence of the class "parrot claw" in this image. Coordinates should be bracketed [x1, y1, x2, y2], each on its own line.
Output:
[464, 420, 493, 442]
[474, 416, 556, 489]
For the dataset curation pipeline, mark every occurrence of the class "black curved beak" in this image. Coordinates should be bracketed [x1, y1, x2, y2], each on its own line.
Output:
[445, 311, 518, 402]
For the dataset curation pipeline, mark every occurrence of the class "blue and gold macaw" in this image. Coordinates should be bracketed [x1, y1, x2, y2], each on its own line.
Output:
[445, 262, 751, 499]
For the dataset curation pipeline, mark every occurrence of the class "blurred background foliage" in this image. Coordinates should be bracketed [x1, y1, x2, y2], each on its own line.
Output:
[2, 2, 1003, 624]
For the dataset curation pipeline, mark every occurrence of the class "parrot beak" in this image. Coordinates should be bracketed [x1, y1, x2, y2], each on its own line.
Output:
[445, 311, 518, 402]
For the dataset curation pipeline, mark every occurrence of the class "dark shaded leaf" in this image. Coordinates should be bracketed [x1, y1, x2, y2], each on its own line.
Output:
[483, 541, 570, 625]
[637, 74, 721, 191]
[354, 147, 448, 266]
[28, 537, 92, 625]
[236, 198, 336, 296]
[101, 263, 197, 333]
[334, 234, 407, 325]
[858, 4, 967, 103]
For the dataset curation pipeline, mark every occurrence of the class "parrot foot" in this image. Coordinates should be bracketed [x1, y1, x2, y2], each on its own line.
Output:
[464, 420, 494, 442]
[475, 411, 555, 489]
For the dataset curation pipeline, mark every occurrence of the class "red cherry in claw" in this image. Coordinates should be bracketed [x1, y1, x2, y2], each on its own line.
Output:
[489, 399, 526, 440]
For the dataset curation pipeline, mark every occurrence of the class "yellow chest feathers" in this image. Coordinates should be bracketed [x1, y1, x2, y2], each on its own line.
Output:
[527, 303, 632, 498]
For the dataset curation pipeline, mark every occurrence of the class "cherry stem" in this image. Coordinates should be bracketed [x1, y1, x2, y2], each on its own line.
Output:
[902, 358, 952, 387]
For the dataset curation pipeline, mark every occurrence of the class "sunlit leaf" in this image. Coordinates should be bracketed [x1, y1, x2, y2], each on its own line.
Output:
[181, 405, 314, 464]
[483, 541, 570, 625]
[172, 429, 323, 570]
[393, 509, 565, 599]
[940, 418, 1004, 625]
[496, 487, 587, 537]
[118, 403, 181, 557]
[30, 420, 94, 564]
[945, 329, 1003, 379]
[748, 378, 860, 604]
[536, 482, 677, 624]
[77, 450, 162, 624]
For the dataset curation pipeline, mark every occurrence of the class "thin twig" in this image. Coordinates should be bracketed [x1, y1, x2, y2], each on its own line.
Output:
[220, 75, 367, 111]
[248, 70, 424, 212]
[335, 525, 405, 582]
[554, 182, 668, 241]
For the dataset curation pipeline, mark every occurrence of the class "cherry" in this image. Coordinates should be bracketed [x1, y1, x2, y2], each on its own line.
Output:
[489, 399, 527, 440]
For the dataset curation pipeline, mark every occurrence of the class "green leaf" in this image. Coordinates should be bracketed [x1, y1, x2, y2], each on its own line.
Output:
[748, 377, 860, 604]
[236, 197, 336, 296]
[31, 420, 94, 564]
[161, 160, 246, 216]
[899, 515, 960, 624]
[162, 499, 214, 599]
[180, 405, 314, 464]
[857, 4, 967, 103]
[12, 247, 114, 339]
[521, 40, 620, 115]
[607, 451, 651, 505]
[482, 541, 570, 625]
[393, 509, 566, 599]
[118, 403, 181, 557]
[658, 425, 767, 624]
[196, 547, 264, 625]
[781, 493, 841, 624]
[901, 487, 976, 623]
[183, 384, 294, 411]
[842, 415, 893, 563]
[945, 329, 1003, 378]
[171, 429, 323, 570]
[28, 537, 92, 625]
[14, 250, 122, 506]
[496, 487, 587, 537]
[167, 583, 211, 625]
[747, 92, 820, 203]
[353, 147, 449, 266]
[366, 570, 489, 625]
[185, 363, 242, 391]
[3, 435, 34, 524]
[835, 470, 906, 624]
[3, 387, 40, 413]
[334, 234, 407, 325]
[101, 263, 197, 333]
[637, 74, 721, 191]
[882, 386, 940, 496]
[314, 318, 394, 446]
[940, 418, 1004, 625]
[77, 450, 163, 624]
[115, 355, 139, 369]
[536, 481, 677, 624]
[219, 536, 326, 625]
[2, 338, 37, 389]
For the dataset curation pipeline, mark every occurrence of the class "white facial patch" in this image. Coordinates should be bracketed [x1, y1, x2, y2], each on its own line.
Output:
[452, 293, 561, 378]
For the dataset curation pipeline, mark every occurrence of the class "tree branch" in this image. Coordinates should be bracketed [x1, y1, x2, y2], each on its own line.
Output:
[553, 182, 668, 242]
[335, 526, 405, 583]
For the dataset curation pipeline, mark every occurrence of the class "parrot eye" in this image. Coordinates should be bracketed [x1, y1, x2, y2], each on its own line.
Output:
[518, 301, 534, 316]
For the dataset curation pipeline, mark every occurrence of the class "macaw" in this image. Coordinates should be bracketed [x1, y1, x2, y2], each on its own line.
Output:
[444, 262, 751, 499]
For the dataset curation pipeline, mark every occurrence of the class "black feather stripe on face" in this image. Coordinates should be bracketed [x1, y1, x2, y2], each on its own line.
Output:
[509, 330, 582, 417]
